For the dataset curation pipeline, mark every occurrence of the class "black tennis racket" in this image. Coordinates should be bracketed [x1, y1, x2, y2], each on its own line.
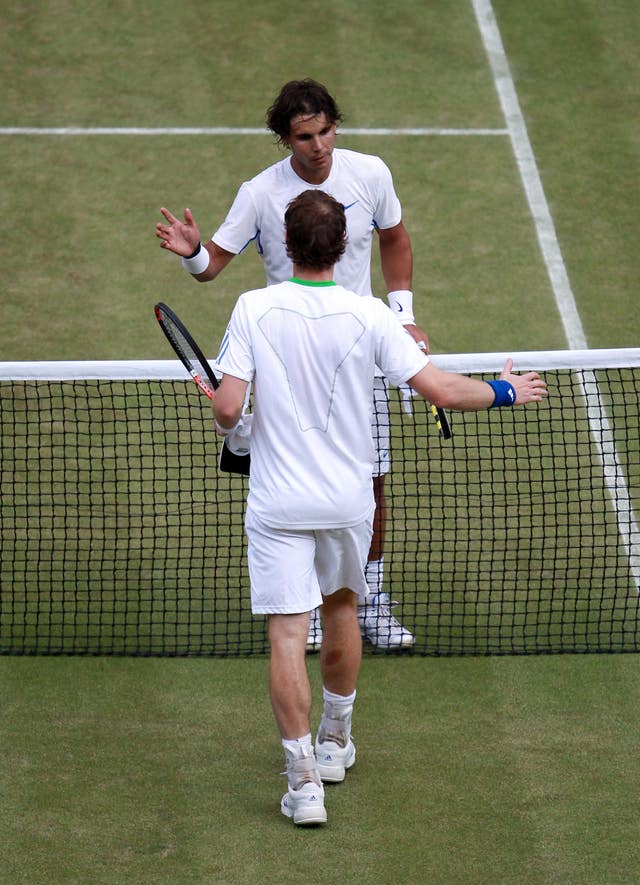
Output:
[154, 302, 250, 475]
[430, 404, 452, 440]
[416, 341, 452, 440]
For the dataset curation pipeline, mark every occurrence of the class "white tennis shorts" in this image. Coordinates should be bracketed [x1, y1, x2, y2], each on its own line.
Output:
[372, 375, 390, 477]
[245, 508, 374, 615]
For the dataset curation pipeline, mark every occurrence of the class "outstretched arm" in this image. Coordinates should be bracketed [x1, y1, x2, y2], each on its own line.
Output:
[408, 358, 548, 411]
[156, 207, 235, 282]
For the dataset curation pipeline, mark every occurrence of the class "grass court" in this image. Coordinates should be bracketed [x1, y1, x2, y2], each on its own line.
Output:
[1, 1, 640, 880]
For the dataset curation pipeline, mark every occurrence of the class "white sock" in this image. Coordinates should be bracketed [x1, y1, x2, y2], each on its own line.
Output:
[282, 733, 321, 789]
[363, 557, 384, 601]
[320, 687, 356, 742]
[282, 733, 313, 764]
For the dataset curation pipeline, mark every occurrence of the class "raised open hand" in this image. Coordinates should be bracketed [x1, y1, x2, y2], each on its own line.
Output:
[156, 207, 201, 257]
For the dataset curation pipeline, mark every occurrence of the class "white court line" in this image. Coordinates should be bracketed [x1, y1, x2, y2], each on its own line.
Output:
[0, 126, 508, 136]
[472, 0, 640, 592]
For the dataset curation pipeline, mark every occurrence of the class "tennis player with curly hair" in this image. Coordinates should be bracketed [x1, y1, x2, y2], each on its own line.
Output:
[157, 78, 427, 651]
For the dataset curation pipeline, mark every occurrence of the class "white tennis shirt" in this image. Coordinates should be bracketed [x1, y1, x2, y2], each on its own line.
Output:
[216, 279, 428, 529]
[212, 148, 402, 297]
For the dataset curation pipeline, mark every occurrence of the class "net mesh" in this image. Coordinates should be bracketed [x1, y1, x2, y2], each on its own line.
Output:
[1, 351, 639, 656]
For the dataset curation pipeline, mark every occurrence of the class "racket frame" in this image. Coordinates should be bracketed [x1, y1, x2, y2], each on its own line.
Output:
[154, 302, 219, 398]
[154, 301, 250, 475]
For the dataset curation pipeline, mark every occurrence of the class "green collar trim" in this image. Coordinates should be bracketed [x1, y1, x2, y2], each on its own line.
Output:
[289, 277, 337, 287]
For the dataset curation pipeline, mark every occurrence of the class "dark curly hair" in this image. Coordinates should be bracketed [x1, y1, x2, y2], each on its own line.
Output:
[285, 190, 347, 271]
[266, 79, 343, 145]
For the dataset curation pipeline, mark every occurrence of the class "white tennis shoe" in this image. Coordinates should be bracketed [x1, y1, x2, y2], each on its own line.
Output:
[315, 718, 356, 783]
[281, 781, 327, 826]
[358, 592, 415, 649]
[281, 745, 326, 826]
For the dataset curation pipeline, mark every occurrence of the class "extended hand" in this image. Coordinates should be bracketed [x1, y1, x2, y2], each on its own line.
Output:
[500, 358, 549, 404]
[156, 207, 201, 257]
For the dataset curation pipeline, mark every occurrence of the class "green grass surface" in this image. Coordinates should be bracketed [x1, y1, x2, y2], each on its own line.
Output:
[0, 0, 499, 129]
[1, 1, 638, 359]
[2, 0, 640, 880]
[3, 655, 640, 883]
[492, 0, 640, 348]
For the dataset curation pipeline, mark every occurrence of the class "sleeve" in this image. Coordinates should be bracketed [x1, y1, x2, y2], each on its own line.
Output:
[215, 295, 256, 383]
[371, 299, 428, 384]
[211, 182, 260, 255]
[371, 158, 402, 231]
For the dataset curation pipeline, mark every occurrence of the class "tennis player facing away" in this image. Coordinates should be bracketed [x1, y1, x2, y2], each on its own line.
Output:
[210, 189, 548, 827]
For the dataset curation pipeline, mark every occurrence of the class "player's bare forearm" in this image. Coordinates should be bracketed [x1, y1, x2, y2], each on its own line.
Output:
[211, 375, 248, 431]
[409, 359, 548, 410]
[378, 223, 430, 350]
[377, 222, 413, 292]
[191, 242, 236, 282]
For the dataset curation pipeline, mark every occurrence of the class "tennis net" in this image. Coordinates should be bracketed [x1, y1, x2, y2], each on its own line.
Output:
[1, 349, 639, 656]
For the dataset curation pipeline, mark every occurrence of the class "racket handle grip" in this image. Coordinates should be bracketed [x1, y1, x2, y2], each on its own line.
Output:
[430, 404, 452, 440]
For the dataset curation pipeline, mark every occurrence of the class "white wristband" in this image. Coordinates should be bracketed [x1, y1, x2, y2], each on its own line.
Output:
[181, 244, 210, 275]
[214, 418, 241, 436]
[387, 289, 415, 325]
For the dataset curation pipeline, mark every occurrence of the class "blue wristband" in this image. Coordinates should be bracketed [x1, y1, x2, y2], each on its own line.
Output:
[487, 379, 516, 408]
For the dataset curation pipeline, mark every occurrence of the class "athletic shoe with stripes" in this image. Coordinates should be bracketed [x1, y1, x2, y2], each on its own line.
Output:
[281, 746, 327, 826]
[281, 781, 327, 826]
[357, 592, 414, 649]
[315, 717, 356, 783]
